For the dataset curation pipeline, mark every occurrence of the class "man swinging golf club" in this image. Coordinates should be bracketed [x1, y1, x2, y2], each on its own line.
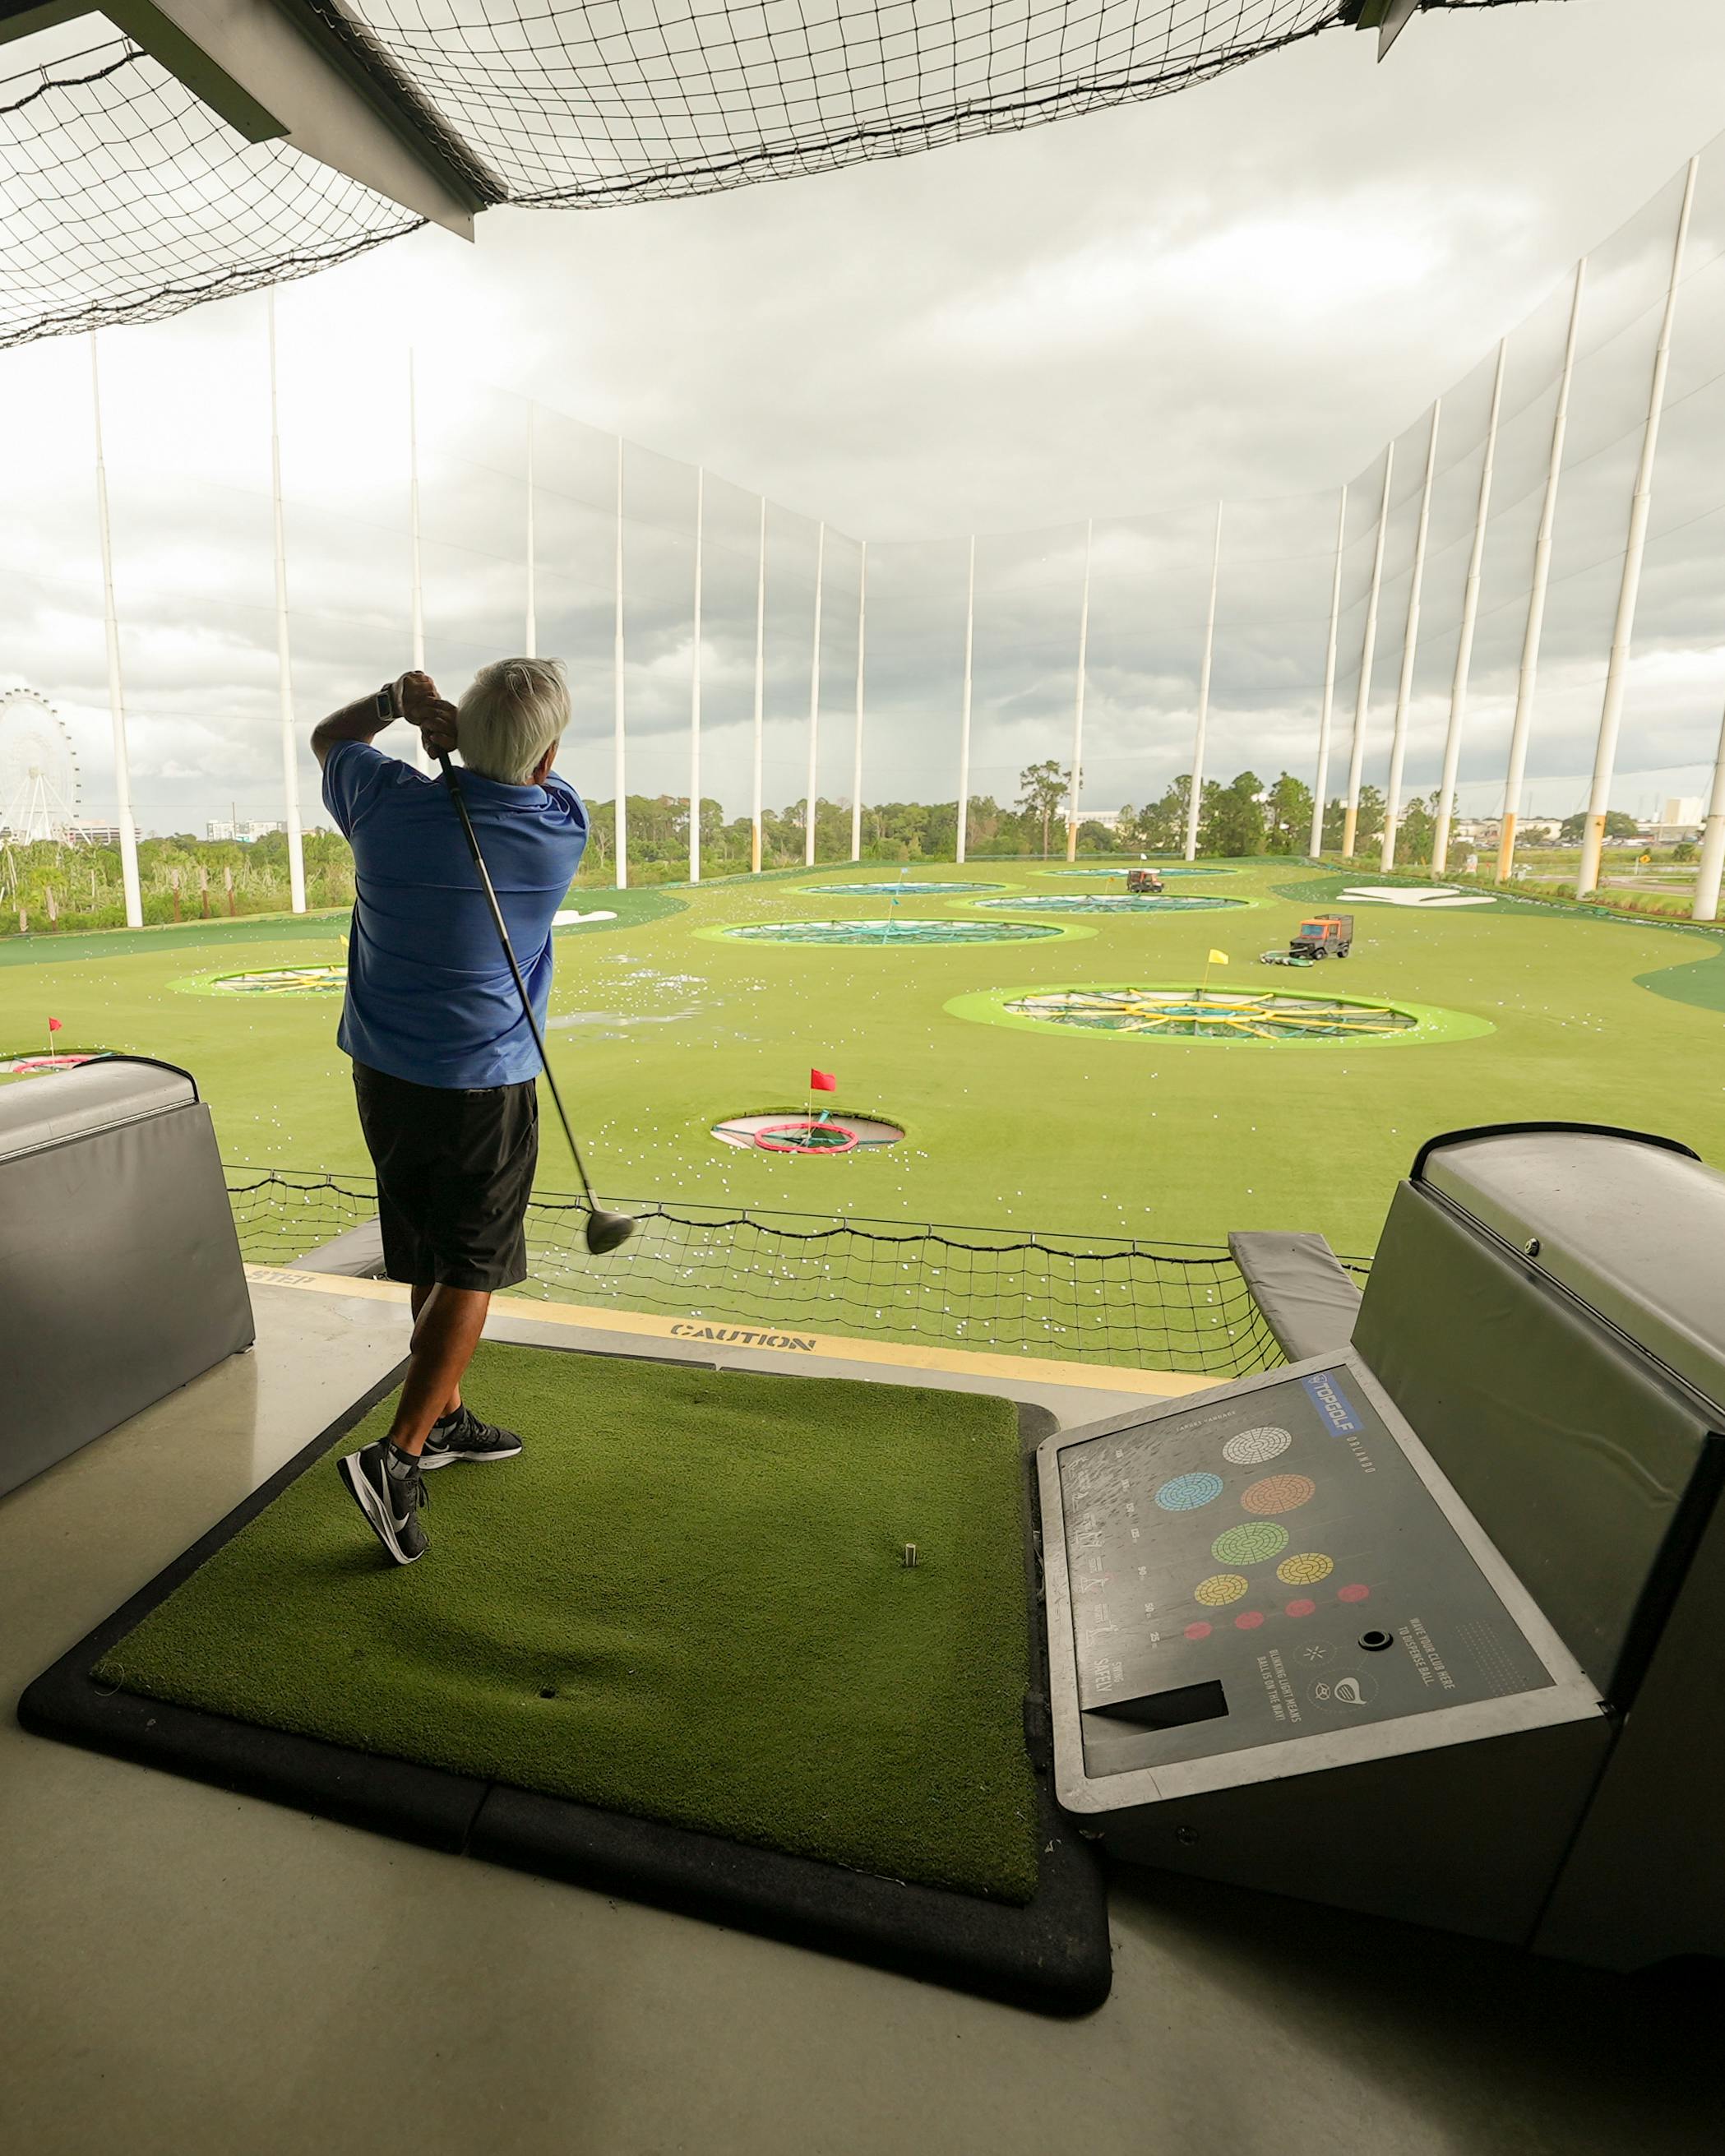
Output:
[313, 659, 587, 1565]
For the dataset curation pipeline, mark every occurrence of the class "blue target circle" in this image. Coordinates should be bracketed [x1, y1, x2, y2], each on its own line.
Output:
[1155, 1472, 1224, 1512]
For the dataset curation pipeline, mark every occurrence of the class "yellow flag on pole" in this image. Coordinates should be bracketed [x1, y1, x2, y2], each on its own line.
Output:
[1207, 949, 1228, 966]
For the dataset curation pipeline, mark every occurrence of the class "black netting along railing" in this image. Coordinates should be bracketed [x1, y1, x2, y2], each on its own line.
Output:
[225, 1164, 1358, 1375]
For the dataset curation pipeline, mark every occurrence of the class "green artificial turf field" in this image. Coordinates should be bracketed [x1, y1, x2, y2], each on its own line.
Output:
[95, 1344, 1041, 1901]
[4, 855, 1723, 1257]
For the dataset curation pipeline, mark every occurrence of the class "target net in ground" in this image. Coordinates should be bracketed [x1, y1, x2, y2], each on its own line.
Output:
[227, 1168, 1340, 1375]
[1001, 988, 1419, 1039]
[176, 966, 347, 996]
[713, 1112, 905, 1154]
[971, 895, 1248, 916]
[711, 918, 1071, 946]
[799, 881, 1012, 896]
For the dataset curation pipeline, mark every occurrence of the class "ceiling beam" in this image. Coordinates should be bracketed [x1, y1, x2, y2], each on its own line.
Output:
[0, 0, 494, 237]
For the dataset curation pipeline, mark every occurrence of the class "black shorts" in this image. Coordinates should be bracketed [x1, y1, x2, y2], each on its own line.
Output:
[352, 1061, 539, 1292]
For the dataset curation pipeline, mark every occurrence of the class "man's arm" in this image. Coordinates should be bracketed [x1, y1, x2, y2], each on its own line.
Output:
[311, 672, 458, 769]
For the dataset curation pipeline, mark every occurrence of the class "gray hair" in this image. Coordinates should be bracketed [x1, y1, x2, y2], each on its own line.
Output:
[457, 657, 569, 784]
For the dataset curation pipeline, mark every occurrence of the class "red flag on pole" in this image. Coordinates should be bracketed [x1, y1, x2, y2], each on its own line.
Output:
[810, 1068, 836, 1092]
[47, 1017, 62, 1033]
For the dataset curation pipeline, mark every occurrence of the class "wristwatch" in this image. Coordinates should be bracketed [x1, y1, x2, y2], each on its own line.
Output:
[374, 680, 400, 721]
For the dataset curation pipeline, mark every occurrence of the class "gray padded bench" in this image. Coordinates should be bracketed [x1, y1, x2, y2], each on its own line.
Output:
[0, 1057, 254, 1500]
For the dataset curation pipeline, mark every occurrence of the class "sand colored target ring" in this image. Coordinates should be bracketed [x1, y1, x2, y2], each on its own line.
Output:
[1194, 1573, 1251, 1608]
[1278, 1552, 1334, 1586]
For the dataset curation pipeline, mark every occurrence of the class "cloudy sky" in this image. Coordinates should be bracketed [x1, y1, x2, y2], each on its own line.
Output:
[6, 0, 1725, 839]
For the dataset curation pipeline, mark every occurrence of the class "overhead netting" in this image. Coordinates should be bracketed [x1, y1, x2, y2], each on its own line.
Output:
[1, 3, 1533, 351]
[226, 1164, 1349, 1372]
[0, 34, 423, 349]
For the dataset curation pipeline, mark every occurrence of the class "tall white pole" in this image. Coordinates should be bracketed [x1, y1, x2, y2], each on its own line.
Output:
[804, 521, 825, 868]
[957, 534, 976, 865]
[688, 467, 703, 885]
[1380, 400, 1441, 872]
[1066, 520, 1093, 862]
[1578, 160, 1698, 898]
[1309, 484, 1348, 858]
[1343, 446, 1395, 858]
[1183, 504, 1223, 862]
[850, 539, 867, 863]
[751, 497, 765, 875]
[267, 292, 306, 914]
[613, 437, 627, 890]
[1432, 340, 1506, 876]
[1498, 259, 1587, 881]
[90, 333, 142, 928]
[407, 349, 429, 773]
[524, 403, 537, 659]
[1692, 700, 1725, 923]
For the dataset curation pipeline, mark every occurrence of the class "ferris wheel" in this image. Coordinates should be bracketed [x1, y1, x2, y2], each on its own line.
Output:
[0, 688, 82, 844]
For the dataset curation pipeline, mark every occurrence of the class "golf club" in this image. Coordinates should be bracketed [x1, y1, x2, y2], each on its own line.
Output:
[434, 748, 638, 1256]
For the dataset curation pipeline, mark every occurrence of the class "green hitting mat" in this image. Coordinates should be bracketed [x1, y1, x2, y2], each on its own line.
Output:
[95, 1344, 1038, 1900]
[24, 1343, 1109, 2009]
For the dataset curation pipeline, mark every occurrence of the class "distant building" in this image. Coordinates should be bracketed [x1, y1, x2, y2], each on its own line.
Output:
[1648, 797, 1704, 844]
[206, 818, 289, 842]
[1081, 808, 1124, 831]
[67, 821, 123, 845]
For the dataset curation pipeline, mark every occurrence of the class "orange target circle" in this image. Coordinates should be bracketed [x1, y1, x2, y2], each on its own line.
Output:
[1277, 1552, 1334, 1586]
[1241, 1473, 1316, 1515]
[1194, 1573, 1250, 1608]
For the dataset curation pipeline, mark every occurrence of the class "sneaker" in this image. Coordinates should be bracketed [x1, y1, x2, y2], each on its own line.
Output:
[419, 1404, 524, 1471]
[340, 1439, 429, 1564]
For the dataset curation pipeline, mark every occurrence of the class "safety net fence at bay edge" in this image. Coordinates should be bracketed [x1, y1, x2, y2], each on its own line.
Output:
[225, 1165, 1368, 1375]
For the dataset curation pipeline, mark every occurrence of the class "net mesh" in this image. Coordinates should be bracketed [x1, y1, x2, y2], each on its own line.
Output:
[1, 4, 1533, 352]
[225, 1164, 1359, 1373]
[0, 35, 422, 349]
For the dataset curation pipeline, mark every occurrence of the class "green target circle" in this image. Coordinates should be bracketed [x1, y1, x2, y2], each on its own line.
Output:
[1210, 1521, 1289, 1566]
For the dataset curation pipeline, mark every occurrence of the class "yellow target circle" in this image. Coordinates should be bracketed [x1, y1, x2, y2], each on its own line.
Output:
[1277, 1552, 1334, 1586]
[1194, 1573, 1250, 1608]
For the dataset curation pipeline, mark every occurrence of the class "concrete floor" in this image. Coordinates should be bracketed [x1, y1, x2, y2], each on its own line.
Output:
[3, 1284, 1719, 2156]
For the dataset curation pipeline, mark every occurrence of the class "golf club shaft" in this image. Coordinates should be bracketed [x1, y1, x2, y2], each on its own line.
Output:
[434, 751, 599, 1211]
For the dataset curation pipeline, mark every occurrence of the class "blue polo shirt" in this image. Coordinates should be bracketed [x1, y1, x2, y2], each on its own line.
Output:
[322, 741, 588, 1089]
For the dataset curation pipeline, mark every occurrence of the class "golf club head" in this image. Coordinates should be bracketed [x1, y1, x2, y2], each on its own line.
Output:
[585, 1209, 638, 1256]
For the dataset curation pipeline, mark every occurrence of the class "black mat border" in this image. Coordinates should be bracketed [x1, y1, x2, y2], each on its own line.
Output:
[18, 1344, 1110, 2015]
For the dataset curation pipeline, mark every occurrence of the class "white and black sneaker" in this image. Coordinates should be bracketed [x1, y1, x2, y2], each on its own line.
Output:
[419, 1404, 524, 1471]
[340, 1438, 429, 1564]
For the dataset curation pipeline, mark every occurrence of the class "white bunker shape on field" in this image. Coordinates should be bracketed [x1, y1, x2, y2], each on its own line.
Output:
[713, 1111, 905, 1152]
[1338, 886, 1496, 909]
[552, 908, 618, 926]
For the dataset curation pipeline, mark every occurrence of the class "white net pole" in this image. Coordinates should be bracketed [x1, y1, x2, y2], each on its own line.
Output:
[1343, 448, 1394, 858]
[850, 539, 867, 863]
[89, 332, 142, 928]
[267, 291, 305, 913]
[1381, 400, 1441, 872]
[407, 350, 430, 772]
[688, 466, 703, 884]
[1694, 701, 1725, 923]
[1433, 340, 1505, 875]
[1183, 505, 1222, 862]
[613, 437, 627, 889]
[1497, 259, 1587, 881]
[1066, 520, 1091, 863]
[524, 404, 537, 659]
[1577, 158, 1699, 898]
[751, 497, 765, 875]
[804, 520, 825, 867]
[1309, 483, 1348, 858]
[956, 534, 974, 865]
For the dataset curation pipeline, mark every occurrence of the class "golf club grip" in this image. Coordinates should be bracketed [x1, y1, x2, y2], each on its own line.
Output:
[433, 751, 595, 1206]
